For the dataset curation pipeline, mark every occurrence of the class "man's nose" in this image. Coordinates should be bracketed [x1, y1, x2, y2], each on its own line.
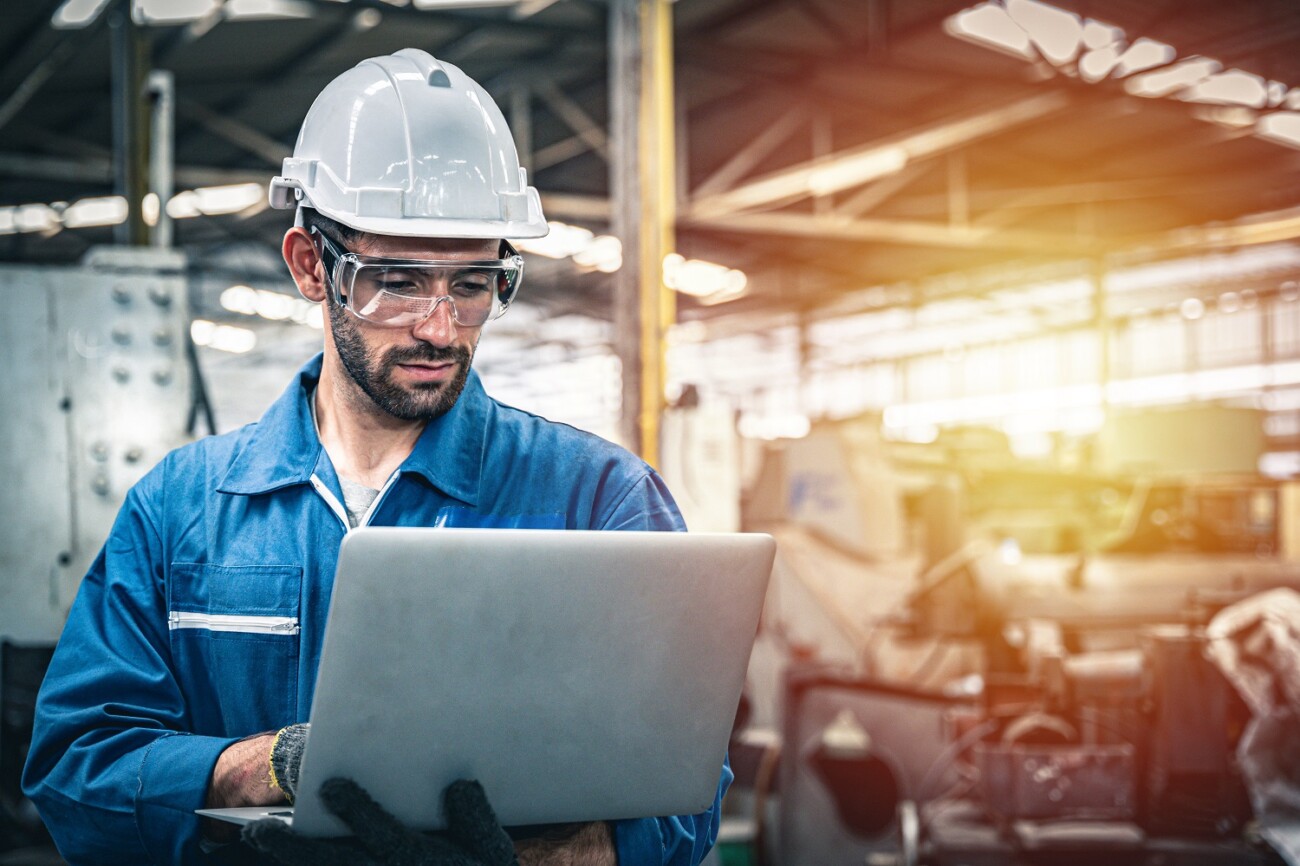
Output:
[411, 296, 458, 346]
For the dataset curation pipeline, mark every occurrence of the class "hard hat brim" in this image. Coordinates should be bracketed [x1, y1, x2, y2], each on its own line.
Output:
[296, 201, 550, 242]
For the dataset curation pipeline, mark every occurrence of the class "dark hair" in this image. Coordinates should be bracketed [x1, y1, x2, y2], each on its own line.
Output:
[301, 206, 363, 248]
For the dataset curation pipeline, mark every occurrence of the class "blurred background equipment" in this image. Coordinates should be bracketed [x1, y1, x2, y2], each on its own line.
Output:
[0, 247, 192, 863]
[5, 0, 1300, 863]
[0, 247, 193, 644]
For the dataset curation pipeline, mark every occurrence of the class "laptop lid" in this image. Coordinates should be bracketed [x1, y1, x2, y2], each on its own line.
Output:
[288, 527, 774, 837]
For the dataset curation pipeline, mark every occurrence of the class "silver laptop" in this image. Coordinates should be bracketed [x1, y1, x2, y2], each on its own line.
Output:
[198, 527, 775, 837]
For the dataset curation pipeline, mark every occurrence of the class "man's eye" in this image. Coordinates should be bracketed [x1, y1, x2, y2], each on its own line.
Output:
[451, 277, 492, 297]
[367, 271, 420, 292]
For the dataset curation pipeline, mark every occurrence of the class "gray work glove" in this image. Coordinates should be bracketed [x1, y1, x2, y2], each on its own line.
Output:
[243, 778, 517, 866]
[269, 723, 310, 804]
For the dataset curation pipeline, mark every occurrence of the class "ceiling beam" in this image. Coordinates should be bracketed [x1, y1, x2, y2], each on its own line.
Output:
[1147, 205, 1300, 252]
[286, 0, 604, 43]
[835, 161, 932, 216]
[692, 106, 808, 198]
[0, 152, 269, 189]
[534, 80, 609, 163]
[0, 5, 115, 135]
[684, 210, 1095, 253]
[0, 0, 76, 63]
[682, 0, 791, 40]
[176, 98, 290, 168]
[796, 0, 860, 50]
[8, 121, 113, 161]
[167, 9, 379, 159]
[533, 133, 600, 172]
[538, 192, 609, 222]
[690, 91, 1072, 218]
[512, 0, 563, 19]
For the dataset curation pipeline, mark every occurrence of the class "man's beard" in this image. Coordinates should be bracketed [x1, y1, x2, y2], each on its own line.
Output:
[329, 301, 473, 421]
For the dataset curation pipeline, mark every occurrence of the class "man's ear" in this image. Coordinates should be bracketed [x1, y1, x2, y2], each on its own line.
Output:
[283, 227, 327, 303]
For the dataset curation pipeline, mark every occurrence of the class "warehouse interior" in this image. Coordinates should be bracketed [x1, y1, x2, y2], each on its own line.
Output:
[4, 0, 1300, 863]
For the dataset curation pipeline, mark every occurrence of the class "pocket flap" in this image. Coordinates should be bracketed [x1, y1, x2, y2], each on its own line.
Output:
[169, 563, 303, 616]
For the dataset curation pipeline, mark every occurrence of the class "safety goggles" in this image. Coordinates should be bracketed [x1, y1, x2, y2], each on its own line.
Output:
[312, 228, 523, 328]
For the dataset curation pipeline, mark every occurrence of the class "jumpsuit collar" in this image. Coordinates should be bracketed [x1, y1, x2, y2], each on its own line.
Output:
[216, 352, 487, 507]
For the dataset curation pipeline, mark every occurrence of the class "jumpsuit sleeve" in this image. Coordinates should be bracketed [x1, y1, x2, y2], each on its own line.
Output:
[22, 485, 239, 866]
[599, 470, 737, 866]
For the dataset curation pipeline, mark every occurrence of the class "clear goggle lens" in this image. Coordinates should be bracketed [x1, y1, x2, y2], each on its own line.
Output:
[313, 229, 523, 328]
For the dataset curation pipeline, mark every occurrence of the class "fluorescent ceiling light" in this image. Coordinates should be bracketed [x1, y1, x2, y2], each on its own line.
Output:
[142, 192, 160, 226]
[1082, 20, 1122, 50]
[1005, 0, 1082, 66]
[220, 285, 323, 329]
[12, 204, 61, 234]
[224, 0, 313, 20]
[944, 3, 1036, 61]
[1111, 37, 1175, 78]
[1195, 105, 1259, 129]
[62, 195, 129, 228]
[51, 0, 112, 28]
[191, 319, 257, 353]
[516, 221, 623, 272]
[253, 291, 296, 321]
[1125, 57, 1219, 97]
[1179, 297, 1205, 320]
[166, 191, 202, 219]
[133, 0, 219, 24]
[192, 182, 264, 215]
[663, 253, 748, 304]
[572, 235, 622, 273]
[1179, 69, 1269, 109]
[1257, 112, 1300, 149]
[413, 0, 519, 7]
[353, 8, 383, 28]
[517, 222, 596, 259]
[1078, 45, 1123, 82]
[946, 2, 1298, 155]
[219, 285, 259, 315]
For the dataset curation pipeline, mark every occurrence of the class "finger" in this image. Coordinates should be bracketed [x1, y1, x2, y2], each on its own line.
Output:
[319, 777, 430, 861]
[242, 818, 374, 866]
[422, 832, 488, 866]
[444, 780, 517, 866]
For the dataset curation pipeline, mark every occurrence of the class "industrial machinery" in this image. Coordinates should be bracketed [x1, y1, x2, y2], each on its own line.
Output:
[743, 417, 1300, 866]
[775, 577, 1291, 866]
[0, 246, 195, 855]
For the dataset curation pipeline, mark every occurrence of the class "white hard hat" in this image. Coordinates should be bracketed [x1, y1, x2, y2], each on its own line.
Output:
[269, 48, 548, 240]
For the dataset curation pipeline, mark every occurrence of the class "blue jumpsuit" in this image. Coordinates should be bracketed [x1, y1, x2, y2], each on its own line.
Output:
[23, 355, 730, 865]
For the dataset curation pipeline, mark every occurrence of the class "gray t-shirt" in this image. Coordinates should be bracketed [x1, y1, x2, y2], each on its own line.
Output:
[339, 476, 380, 528]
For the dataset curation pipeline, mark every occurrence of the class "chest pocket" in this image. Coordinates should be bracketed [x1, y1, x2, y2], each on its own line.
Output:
[168, 563, 302, 736]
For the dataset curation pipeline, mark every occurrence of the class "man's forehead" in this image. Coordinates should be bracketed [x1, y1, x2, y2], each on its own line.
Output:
[351, 233, 500, 259]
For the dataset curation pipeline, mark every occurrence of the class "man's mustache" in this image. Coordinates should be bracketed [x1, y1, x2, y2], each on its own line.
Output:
[384, 345, 471, 366]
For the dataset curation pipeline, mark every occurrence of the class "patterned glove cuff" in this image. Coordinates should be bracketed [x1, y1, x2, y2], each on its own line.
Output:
[268, 723, 310, 804]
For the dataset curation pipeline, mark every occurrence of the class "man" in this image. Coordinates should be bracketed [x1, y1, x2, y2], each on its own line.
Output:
[23, 49, 730, 865]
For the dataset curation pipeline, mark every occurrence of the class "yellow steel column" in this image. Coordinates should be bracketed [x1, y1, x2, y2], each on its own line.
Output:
[637, 0, 676, 468]
[611, 0, 677, 465]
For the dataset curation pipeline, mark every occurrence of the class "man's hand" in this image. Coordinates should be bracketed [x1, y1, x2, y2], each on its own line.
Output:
[204, 732, 285, 843]
[244, 778, 518, 866]
[514, 822, 616, 866]
[207, 732, 285, 810]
